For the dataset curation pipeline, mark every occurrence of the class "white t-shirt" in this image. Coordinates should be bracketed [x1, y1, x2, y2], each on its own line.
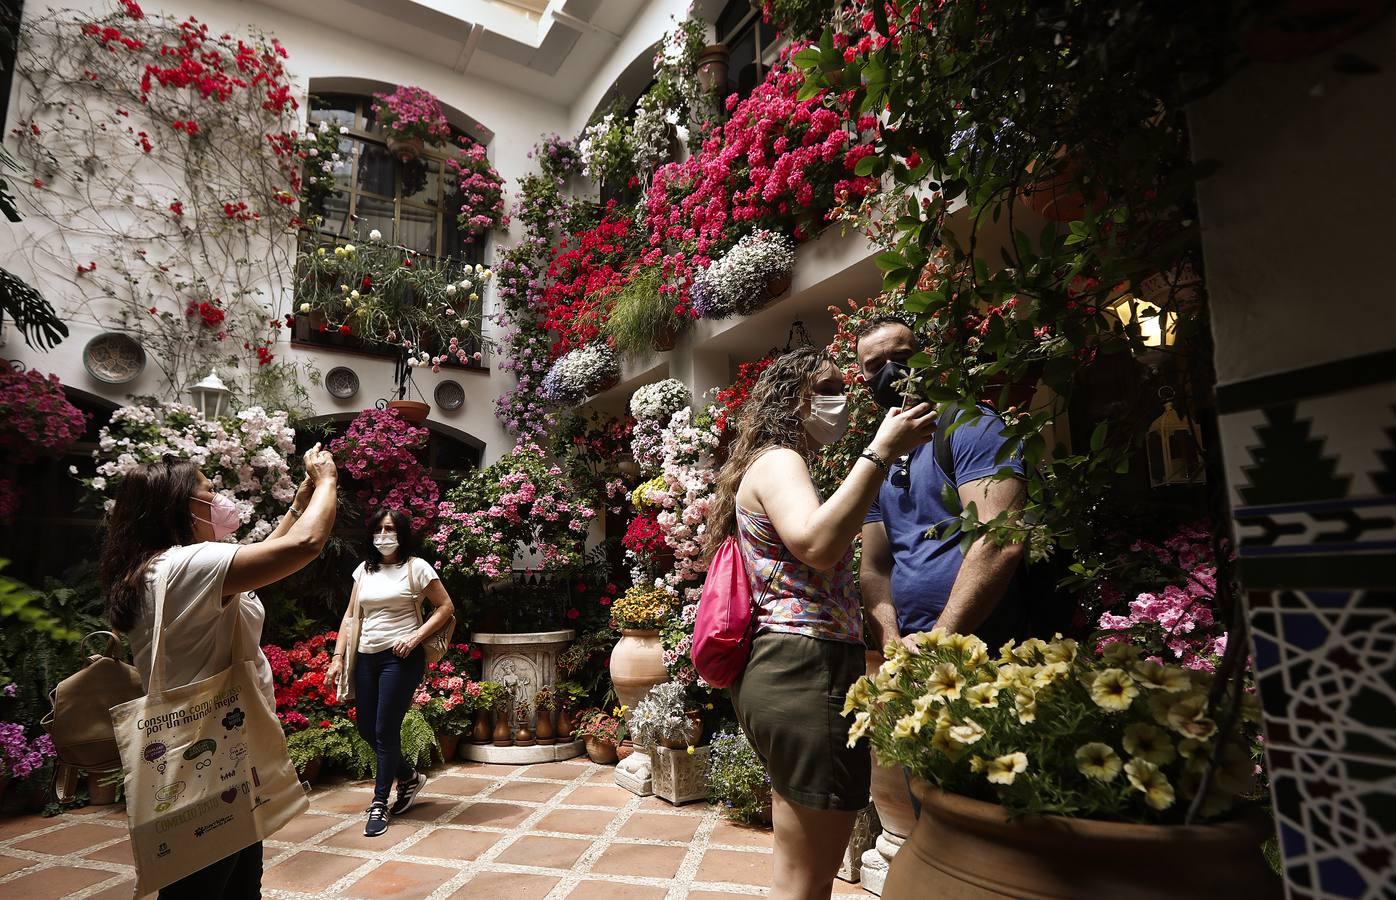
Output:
[127, 543, 275, 710]
[352, 557, 440, 654]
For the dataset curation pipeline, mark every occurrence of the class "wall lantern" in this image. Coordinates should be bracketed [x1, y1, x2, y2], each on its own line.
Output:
[1146, 390, 1205, 488]
[189, 369, 232, 420]
[1111, 294, 1176, 350]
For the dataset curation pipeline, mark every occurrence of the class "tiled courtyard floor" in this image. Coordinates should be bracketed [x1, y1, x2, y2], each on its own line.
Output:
[0, 757, 874, 898]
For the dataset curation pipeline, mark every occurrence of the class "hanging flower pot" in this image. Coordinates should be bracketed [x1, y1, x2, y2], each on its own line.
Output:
[652, 327, 679, 352]
[765, 272, 792, 299]
[1019, 147, 1088, 222]
[386, 399, 430, 423]
[695, 44, 730, 94]
[385, 134, 425, 163]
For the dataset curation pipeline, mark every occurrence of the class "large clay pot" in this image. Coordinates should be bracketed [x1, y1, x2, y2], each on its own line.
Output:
[883, 780, 1282, 900]
[436, 733, 460, 763]
[387, 399, 430, 423]
[616, 739, 636, 762]
[299, 757, 323, 784]
[1019, 146, 1087, 222]
[611, 629, 669, 714]
[492, 709, 513, 747]
[695, 44, 730, 94]
[386, 134, 424, 163]
[586, 738, 618, 765]
[535, 710, 556, 746]
[556, 707, 576, 742]
[471, 711, 492, 745]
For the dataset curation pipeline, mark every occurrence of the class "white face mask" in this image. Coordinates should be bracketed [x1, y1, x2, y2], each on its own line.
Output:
[373, 534, 399, 556]
[803, 394, 850, 445]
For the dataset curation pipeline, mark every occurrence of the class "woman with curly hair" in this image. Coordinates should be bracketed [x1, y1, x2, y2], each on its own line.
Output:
[703, 346, 935, 900]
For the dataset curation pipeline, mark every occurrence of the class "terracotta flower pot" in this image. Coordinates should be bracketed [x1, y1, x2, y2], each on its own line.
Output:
[556, 707, 576, 742]
[299, 757, 323, 784]
[659, 710, 704, 750]
[436, 733, 460, 763]
[616, 739, 636, 762]
[765, 272, 792, 299]
[535, 710, 556, 746]
[471, 711, 493, 745]
[695, 44, 730, 94]
[883, 780, 1282, 900]
[514, 723, 535, 747]
[86, 771, 119, 807]
[586, 737, 618, 765]
[1019, 146, 1088, 223]
[386, 134, 424, 163]
[387, 399, 430, 423]
[611, 629, 669, 713]
[492, 710, 514, 747]
[652, 326, 679, 352]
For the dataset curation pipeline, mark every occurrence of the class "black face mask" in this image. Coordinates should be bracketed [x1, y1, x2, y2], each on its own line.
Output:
[866, 360, 913, 409]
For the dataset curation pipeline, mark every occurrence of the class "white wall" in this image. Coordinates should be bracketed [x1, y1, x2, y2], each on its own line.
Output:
[1, 0, 571, 464]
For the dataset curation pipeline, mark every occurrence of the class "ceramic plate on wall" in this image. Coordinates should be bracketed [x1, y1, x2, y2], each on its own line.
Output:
[82, 332, 146, 384]
[434, 379, 465, 411]
[325, 366, 359, 399]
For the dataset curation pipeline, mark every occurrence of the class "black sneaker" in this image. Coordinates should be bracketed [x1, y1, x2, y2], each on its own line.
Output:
[390, 771, 427, 816]
[364, 801, 389, 837]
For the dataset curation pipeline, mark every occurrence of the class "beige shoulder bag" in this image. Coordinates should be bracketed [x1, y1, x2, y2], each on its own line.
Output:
[336, 580, 362, 701]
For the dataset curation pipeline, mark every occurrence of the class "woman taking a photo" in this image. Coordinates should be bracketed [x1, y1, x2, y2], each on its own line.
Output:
[703, 346, 935, 900]
[100, 446, 340, 899]
[326, 509, 454, 837]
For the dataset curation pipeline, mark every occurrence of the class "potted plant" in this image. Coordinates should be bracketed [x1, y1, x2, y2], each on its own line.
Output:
[848, 631, 1279, 899]
[470, 681, 503, 746]
[371, 85, 452, 161]
[491, 691, 514, 747]
[603, 265, 691, 355]
[575, 708, 627, 765]
[0, 721, 56, 807]
[608, 586, 675, 713]
[447, 140, 509, 243]
[533, 687, 557, 746]
[539, 342, 620, 403]
[286, 725, 344, 784]
[695, 43, 730, 94]
[707, 729, 772, 826]
[692, 230, 797, 320]
[553, 680, 587, 742]
[328, 408, 440, 535]
[631, 682, 708, 804]
[513, 702, 536, 747]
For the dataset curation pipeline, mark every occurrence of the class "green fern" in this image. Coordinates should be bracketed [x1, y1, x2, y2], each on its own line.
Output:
[400, 707, 438, 769]
[0, 559, 82, 642]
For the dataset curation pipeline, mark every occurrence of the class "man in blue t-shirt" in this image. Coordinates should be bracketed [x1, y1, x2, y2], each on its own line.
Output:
[855, 316, 1029, 650]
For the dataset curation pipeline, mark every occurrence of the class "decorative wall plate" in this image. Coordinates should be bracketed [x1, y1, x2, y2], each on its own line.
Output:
[434, 379, 465, 411]
[82, 332, 146, 384]
[325, 366, 359, 399]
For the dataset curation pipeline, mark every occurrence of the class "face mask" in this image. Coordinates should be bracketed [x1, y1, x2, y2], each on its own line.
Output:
[866, 360, 913, 409]
[373, 535, 400, 556]
[803, 394, 850, 445]
[191, 493, 241, 541]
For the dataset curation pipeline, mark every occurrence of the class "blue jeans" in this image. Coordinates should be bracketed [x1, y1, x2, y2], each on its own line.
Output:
[354, 646, 425, 804]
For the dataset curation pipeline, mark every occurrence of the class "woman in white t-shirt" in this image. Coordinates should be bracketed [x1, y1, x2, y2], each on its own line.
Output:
[325, 508, 454, 837]
[99, 448, 340, 899]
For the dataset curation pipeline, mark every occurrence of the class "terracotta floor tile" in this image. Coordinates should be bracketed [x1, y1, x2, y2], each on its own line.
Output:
[563, 785, 635, 808]
[268, 812, 340, 844]
[321, 821, 422, 852]
[833, 876, 874, 894]
[452, 761, 520, 777]
[636, 795, 708, 816]
[0, 814, 48, 841]
[0, 864, 114, 899]
[83, 837, 134, 865]
[686, 893, 757, 900]
[493, 834, 593, 869]
[342, 859, 456, 899]
[448, 871, 559, 899]
[590, 841, 688, 879]
[85, 880, 147, 900]
[404, 828, 500, 861]
[390, 796, 461, 822]
[696, 847, 773, 887]
[263, 849, 367, 891]
[0, 853, 34, 878]
[423, 774, 491, 797]
[535, 807, 617, 836]
[12, 822, 124, 855]
[586, 768, 619, 783]
[490, 780, 565, 803]
[521, 762, 589, 781]
[616, 812, 701, 842]
[566, 881, 668, 900]
[448, 801, 535, 829]
[313, 787, 377, 814]
[708, 819, 775, 848]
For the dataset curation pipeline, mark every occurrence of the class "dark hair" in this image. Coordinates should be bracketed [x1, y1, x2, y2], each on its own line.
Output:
[364, 508, 419, 572]
[853, 314, 914, 348]
[100, 457, 200, 632]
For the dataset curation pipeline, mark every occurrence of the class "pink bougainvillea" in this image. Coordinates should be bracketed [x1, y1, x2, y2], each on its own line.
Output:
[447, 140, 508, 242]
[0, 369, 87, 463]
[329, 408, 439, 532]
[371, 84, 451, 145]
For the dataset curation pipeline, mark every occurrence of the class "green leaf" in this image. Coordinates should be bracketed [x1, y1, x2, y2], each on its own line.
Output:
[855, 154, 883, 177]
[906, 351, 934, 369]
[792, 48, 822, 70]
[1089, 422, 1107, 453]
[874, 251, 906, 272]
[795, 80, 823, 102]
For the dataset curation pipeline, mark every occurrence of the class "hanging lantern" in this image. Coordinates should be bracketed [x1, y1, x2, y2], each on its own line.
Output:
[189, 369, 232, 420]
[1110, 294, 1176, 350]
[1146, 396, 1205, 488]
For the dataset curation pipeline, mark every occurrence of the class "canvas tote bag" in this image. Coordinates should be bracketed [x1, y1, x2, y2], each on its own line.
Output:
[110, 557, 308, 895]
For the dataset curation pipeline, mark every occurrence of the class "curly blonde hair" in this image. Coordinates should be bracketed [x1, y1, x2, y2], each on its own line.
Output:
[702, 346, 836, 563]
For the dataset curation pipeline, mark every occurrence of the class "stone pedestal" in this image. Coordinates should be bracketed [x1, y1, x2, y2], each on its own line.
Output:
[651, 745, 709, 805]
[838, 803, 880, 884]
[470, 630, 576, 765]
[614, 748, 653, 796]
[859, 831, 906, 896]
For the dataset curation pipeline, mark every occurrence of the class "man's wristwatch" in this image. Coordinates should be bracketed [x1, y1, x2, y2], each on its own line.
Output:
[860, 449, 890, 471]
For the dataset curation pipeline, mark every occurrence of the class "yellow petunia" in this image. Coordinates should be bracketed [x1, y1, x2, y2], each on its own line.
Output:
[1042, 638, 1078, 665]
[1031, 661, 1071, 690]
[1165, 693, 1218, 740]
[847, 711, 872, 748]
[1133, 661, 1192, 693]
[842, 676, 874, 716]
[964, 682, 1002, 709]
[1125, 758, 1176, 810]
[1089, 668, 1140, 712]
[948, 633, 990, 666]
[997, 638, 1018, 664]
[1101, 642, 1141, 667]
[930, 724, 968, 760]
[1122, 723, 1178, 765]
[1014, 689, 1038, 725]
[926, 662, 966, 702]
[947, 719, 986, 746]
[1011, 638, 1048, 663]
[985, 752, 1029, 785]
[1075, 742, 1122, 782]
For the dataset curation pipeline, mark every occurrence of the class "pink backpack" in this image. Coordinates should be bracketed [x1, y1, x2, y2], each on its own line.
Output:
[693, 534, 777, 688]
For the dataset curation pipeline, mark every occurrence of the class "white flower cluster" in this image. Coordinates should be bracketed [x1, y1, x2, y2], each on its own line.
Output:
[630, 681, 694, 747]
[578, 113, 628, 184]
[629, 378, 689, 423]
[86, 403, 296, 543]
[540, 342, 619, 403]
[628, 96, 672, 178]
[652, 406, 721, 591]
[693, 229, 797, 318]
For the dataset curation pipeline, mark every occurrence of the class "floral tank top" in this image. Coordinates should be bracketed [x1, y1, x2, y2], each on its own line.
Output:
[736, 504, 862, 645]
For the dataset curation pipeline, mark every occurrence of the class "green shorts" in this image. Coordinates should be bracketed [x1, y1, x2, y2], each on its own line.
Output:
[731, 631, 871, 812]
